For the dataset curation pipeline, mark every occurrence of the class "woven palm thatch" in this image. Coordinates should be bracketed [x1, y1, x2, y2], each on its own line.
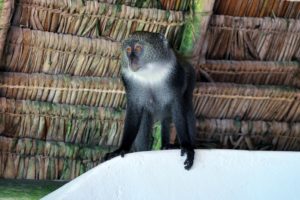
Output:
[0, 136, 107, 164]
[193, 83, 300, 122]
[0, 72, 125, 107]
[196, 118, 300, 150]
[15, 0, 192, 11]
[1, 27, 121, 76]
[1, 73, 300, 122]
[197, 60, 300, 86]
[206, 15, 300, 61]
[2, 0, 300, 181]
[0, 152, 100, 180]
[0, 133, 107, 180]
[214, 0, 300, 18]
[2, 97, 300, 155]
[159, 0, 192, 11]
[95, 0, 192, 11]
[13, 0, 185, 45]
[0, 97, 124, 146]
[0, 0, 14, 61]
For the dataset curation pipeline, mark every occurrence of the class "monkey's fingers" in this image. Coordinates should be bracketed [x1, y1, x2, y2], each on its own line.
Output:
[183, 149, 195, 170]
[161, 144, 179, 150]
[104, 149, 127, 161]
[104, 152, 116, 161]
[181, 149, 186, 156]
[184, 158, 193, 170]
[120, 150, 126, 157]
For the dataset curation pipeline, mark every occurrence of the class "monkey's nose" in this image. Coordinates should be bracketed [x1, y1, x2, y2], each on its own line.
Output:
[129, 59, 140, 71]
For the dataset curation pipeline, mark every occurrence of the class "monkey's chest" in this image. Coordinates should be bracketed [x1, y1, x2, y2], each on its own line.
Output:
[141, 88, 173, 117]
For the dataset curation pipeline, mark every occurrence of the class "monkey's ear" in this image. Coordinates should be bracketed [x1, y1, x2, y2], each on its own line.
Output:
[158, 33, 169, 47]
[121, 39, 130, 48]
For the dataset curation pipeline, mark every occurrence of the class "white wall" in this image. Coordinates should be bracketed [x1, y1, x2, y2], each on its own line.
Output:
[43, 150, 300, 200]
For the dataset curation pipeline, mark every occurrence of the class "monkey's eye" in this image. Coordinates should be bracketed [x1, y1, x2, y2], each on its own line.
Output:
[126, 47, 132, 54]
[134, 45, 142, 53]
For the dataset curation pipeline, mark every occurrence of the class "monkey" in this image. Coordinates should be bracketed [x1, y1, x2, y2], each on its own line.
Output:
[105, 31, 196, 170]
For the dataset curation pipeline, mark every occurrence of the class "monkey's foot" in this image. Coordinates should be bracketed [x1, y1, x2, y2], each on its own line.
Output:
[104, 149, 128, 161]
[161, 144, 180, 150]
[180, 148, 194, 170]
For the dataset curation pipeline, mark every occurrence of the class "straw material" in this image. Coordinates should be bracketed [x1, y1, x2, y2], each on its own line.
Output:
[0, 136, 107, 162]
[0, 151, 100, 180]
[197, 118, 300, 150]
[214, 0, 300, 18]
[197, 60, 300, 86]
[14, 0, 192, 11]
[1, 27, 121, 76]
[97, 0, 192, 11]
[0, 72, 125, 107]
[0, 97, 124, 146]
[193, 83, 300, 122]
[159, 0, 192, 11]
[12, 0, 185, 43]
[206, 15, 300, 61]
[1, 72, 300, 122]
[0, 0, 14, 61]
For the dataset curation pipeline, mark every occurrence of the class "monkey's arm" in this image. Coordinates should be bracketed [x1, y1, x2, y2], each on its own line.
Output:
[171, 98, 195, 170]
[183, 63, 196, 147]
[104, 100, 143, 160]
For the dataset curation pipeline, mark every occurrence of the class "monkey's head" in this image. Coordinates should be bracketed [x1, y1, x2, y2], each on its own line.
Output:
[121, 31, 175, 72]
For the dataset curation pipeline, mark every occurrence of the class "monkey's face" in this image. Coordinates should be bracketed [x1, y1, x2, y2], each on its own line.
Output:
[122, 32, 172, 72]
[123, 42, 144, 72]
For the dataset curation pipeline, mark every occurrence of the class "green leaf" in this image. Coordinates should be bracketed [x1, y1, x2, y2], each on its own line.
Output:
[152, 122, 162, 150]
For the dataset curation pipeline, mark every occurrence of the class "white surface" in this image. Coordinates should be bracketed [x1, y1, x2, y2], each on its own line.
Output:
[43, 150, 300, 200]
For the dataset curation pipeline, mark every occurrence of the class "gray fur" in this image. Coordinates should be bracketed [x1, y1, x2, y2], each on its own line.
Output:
[105, 31, 196, 170]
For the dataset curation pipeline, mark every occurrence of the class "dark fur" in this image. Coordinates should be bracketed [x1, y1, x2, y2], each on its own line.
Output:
[105, 32, 196, 170]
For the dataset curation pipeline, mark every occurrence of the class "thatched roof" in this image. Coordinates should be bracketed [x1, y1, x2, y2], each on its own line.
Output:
[13, 0, 185, 44]
[1, 0, 300, 180]
[0, 0, 14, 61]
[206, 15, 300, 61]
[2, 27, 121, 76]
[198, 60, 300, 87]
[213, 0, 300, 18]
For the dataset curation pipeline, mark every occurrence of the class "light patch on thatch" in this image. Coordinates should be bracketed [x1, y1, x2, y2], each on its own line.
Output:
[2, 27, 121, 77]
[0, 72, 125, 107]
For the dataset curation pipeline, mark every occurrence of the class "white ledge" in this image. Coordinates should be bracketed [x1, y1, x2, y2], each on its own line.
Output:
[43, 150, 300, 200]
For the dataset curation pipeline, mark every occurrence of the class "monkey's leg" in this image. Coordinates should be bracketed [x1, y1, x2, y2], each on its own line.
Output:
[161, 118, 171, 149]
[104, 104, 143, 161]
[185, 99, 196, 147]
[172, 99, 195, 170]
[180, 101, 196, 160]
[132, 111, 153, 151]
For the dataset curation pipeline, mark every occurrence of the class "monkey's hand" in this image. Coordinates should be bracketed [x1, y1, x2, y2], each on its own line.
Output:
[161, 144, 180, 150]
[181, 148, 195, 170]
[104, 148, 128, 161]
